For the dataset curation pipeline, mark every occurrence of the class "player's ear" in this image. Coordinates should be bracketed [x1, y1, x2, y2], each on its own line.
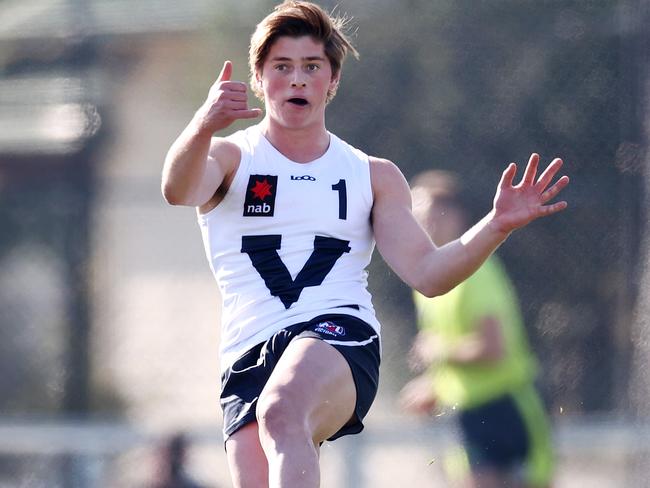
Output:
[329, 73, 340, 91]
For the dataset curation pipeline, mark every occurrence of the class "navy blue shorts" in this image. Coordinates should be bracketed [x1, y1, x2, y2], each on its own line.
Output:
[459, 393, 530, 471]
[219, 314, 381, 442]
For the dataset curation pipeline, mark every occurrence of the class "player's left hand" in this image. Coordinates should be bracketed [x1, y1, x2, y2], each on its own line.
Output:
[491, 153, 569, 234]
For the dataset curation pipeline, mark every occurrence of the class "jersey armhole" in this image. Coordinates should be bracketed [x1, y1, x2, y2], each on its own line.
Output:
[361, 154, 374, 209]
[198, 130, 253, 221]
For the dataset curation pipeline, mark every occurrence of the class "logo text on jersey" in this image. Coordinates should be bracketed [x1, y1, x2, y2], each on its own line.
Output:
[291, 175, 316, 181]
[314, 321, 346, 337]
[244, 175, 278, 217]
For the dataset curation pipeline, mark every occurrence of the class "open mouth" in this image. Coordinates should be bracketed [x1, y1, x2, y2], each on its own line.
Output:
[287, 98, 308, 106]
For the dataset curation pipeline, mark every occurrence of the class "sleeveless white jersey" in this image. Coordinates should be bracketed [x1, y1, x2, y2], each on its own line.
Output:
[197, 125, 380, 371]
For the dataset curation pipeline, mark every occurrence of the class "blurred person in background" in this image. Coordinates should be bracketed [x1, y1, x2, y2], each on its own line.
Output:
[400, 170, 554, 488]
[150, 433, 207, 488]
[161, 0, 568, 486]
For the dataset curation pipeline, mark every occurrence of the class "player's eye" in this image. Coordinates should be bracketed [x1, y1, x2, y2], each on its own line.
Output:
[306, 63, 320, 72]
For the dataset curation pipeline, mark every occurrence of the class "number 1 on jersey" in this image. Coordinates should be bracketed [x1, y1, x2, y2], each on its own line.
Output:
[331, 179, 347, 220]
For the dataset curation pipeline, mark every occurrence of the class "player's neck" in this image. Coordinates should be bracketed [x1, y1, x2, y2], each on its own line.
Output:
[260, 117, 330, 164]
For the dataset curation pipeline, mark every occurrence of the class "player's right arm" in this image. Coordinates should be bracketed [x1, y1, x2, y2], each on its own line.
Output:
[161, 60, 262, 208]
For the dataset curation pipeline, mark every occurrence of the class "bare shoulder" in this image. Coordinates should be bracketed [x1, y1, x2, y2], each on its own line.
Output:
[369, 156, 410, 201]
[208, 137, 241, 174]
[369, 155, 400, 178]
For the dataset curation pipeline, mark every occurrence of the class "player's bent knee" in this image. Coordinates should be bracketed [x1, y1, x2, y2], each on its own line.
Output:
[257, 392, 308, 444]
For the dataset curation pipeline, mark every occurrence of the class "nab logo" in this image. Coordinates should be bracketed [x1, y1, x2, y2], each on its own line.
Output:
[291, 175, 316, 181]
[243, 175, 278, 217]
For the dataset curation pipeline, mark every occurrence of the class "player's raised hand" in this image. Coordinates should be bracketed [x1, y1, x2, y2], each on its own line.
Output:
[491, 153, 569, 234]
[196, 60, 262, 134]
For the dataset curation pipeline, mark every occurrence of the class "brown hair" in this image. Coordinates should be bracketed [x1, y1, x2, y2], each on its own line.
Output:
[249, 1, 358, 102]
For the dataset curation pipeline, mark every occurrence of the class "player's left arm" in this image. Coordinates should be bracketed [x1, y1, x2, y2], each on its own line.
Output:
[369, 154, 569, 298]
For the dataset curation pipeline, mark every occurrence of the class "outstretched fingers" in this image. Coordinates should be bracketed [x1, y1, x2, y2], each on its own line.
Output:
[499, 162, 517, 189]
[535, 158, 564, 192]
[540, 175, 570, 204]
[217, 60, 233, 83]
[235, 107, 264, 119]
[538, 199, 568, 217]
[521, 153, 540, 186]
[537, 171, 570, 217]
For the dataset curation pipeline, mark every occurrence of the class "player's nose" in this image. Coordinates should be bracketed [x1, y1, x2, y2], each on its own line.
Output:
[290, 73, 306, 88]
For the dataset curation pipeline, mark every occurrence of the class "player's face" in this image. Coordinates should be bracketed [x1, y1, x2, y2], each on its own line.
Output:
[256, 35, 339, 129]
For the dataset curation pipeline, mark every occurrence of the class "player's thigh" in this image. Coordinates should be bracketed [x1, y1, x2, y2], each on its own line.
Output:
[225, 421, 269, 488]
[258, 336, 356, 442]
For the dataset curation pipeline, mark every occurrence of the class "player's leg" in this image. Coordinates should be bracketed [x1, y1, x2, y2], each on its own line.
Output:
[225, 421, 269, 488]
[220, 341, 272, 488]
[256, 336, 356, 488]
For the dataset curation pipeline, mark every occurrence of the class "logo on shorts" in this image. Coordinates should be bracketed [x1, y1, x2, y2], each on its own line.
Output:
[243, 175, 278, 217]
[314, 321, 346, 337]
